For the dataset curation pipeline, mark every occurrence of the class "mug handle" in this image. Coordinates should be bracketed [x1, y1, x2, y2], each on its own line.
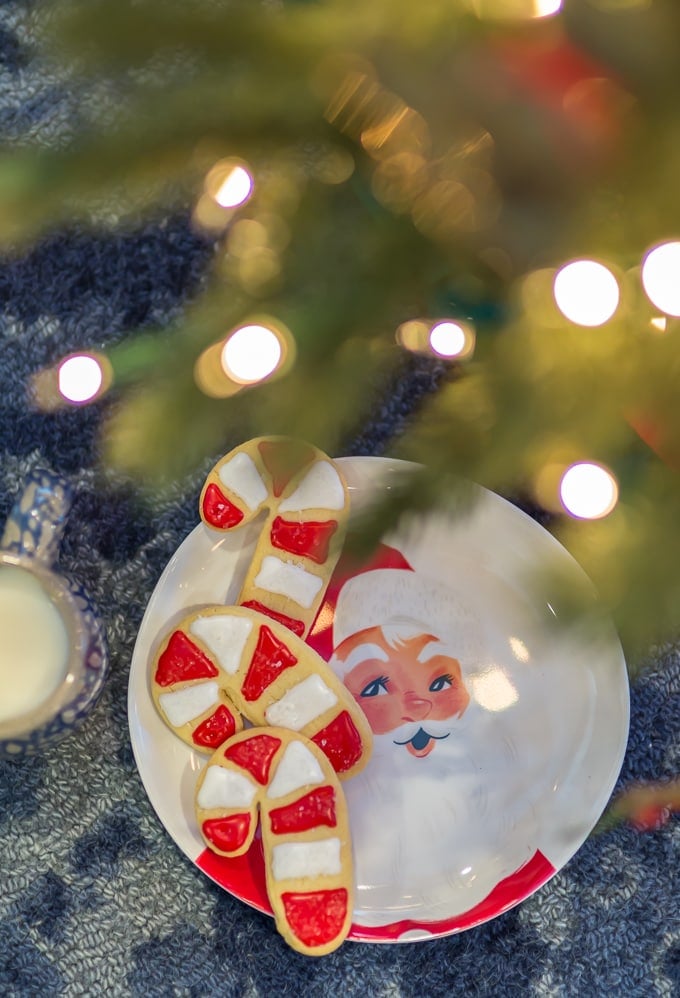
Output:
[1, 469, 73, 569]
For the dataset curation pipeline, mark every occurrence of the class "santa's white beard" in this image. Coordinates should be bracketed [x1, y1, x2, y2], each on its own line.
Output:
[344, 701, 541, 926]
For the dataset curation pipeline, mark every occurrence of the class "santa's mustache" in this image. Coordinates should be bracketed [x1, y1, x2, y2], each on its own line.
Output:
[388, 717, 456, 744]
[369, 715, 473, 760]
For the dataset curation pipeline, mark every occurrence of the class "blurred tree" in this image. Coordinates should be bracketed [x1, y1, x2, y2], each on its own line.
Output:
[5, 0, 680, 666]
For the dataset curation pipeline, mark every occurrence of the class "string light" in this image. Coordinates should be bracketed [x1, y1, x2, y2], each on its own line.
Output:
[194, 320, 294, 398]
[429, 321, 468, 357]
[641, 241, 680, 316]
[221, 323, 284, 384]
[205, 159, 254, 209]
[193, 158, 255, 232]
[559, 461, 619, 519]
[58, 353, 108, 404]
[31, 352, 111, 410]
[396, 318, 475, 359]
[533, 0, 562, 14]
[553, 260, 620, 326]
[193, 341, 243, 399]
[469, 0, 562, 19]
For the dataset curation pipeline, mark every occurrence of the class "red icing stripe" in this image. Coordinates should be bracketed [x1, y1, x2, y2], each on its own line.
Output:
[202, 482, 245, 529]
[311, 711, 363, 774]
[155, 631, 219, 687]
[241, 625, 298, 702]
[192, 704, 237, 749]
[202, 812, 252, 853]
[280, 888, 348, 948]
[268, 785, 337, 835]
[240, 600, 305, 637]
[270, 517, 338, 564]
[257, 439, 315, 497]
[224, 733, 282, 785]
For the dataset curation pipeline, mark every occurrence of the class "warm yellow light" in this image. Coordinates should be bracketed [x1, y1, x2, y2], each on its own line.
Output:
[429, 321, 467, 357]
[57, 354, 104, 404]
[194, 341, 243, 399]
[221, 324, 283, 384]
[215, 166, 253, 208]
[650, 316, 668, 333]
[396, 318, 475, 359]
[470, 0, 562, 19]
[641, 241, 680, 317]
[395, 319, 430, 352]
[559, 462, 619, 519]
[553, 260, 620, 326]
[533, 0, 562, 15]
[204, 159, 254, 209]
[314, 147, 355, 185]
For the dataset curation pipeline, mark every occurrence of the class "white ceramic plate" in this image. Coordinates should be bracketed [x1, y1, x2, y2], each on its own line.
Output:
[128, 456, 629, 942]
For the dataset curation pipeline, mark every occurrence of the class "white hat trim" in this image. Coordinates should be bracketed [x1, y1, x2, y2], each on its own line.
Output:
[331, 569, 484, 670]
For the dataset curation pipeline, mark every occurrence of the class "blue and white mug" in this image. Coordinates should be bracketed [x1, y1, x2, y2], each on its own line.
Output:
[0, 469, 108, 757]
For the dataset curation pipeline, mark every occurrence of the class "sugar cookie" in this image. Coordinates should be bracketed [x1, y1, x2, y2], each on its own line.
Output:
[199, 436, 349, 640]
[195, 726, 354, 956]
[151, 605, 372, 778]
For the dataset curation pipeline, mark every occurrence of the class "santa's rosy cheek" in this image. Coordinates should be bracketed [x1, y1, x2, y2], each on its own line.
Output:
[351, 693, 401, 734]
[431, 685, 469, 719]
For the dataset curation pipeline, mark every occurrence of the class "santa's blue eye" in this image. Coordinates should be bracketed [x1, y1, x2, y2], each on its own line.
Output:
[360, 676, 389, 697]
[429, 674, 453, 693]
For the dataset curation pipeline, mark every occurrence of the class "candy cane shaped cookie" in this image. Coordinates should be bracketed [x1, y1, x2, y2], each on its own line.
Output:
[152, 605, 372, 777]
[200, 436, 349, 639]
[195, 726, 354, 956]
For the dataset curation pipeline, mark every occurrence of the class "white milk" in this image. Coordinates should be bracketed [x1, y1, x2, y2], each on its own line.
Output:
[0, 565, 70, 724]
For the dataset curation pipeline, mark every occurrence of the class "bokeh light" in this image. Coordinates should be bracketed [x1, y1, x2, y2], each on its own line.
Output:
[470, 0, 562, 19]
[205, 159, 254, 209]
[193, 341, 243, 399]
[221, 323, 283, 384]
[553, 260, 620, 326]
[533, 0, 562, 16]
[396, 318, 475, 360]
[429, 321, 467, 357]
[559, 461, 619, 519]
[396, 319, 430, 352]
[57, 353, 105, 404]
[641, 241, 680, 316]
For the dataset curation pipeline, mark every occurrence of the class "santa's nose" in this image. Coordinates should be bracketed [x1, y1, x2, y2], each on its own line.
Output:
[401, 693, 432, 720]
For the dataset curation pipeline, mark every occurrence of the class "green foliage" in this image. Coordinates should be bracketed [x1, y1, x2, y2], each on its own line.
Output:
[8, 0, 680, 658]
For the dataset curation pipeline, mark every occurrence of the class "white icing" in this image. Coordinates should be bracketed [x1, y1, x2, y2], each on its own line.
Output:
[218, 452, 268, 510]
[189, 614, 253, 675]
[158, 681, 219, 726]
[197, 764, 257, 810]
[271, 838, 342, 881]
[278, 461, 346, 513]
[266, 740, 325, 799]
[254, 556, 323, 609]
[264, 674, 338, 731]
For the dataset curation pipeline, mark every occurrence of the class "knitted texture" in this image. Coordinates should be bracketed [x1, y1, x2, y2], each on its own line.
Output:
[0, 5, 678, 996]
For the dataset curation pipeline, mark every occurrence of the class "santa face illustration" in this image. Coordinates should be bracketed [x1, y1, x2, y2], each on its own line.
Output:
[333, 620, 470, 758]
[324, 564, 545, 927]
